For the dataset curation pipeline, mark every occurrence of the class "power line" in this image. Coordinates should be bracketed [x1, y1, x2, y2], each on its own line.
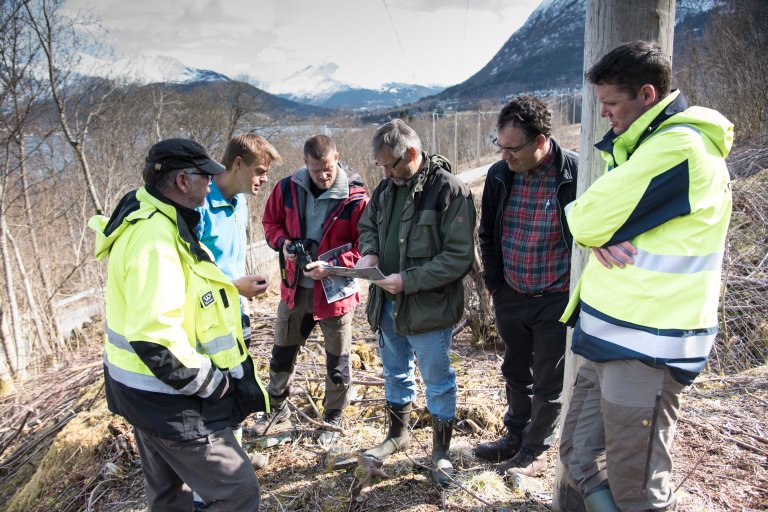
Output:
[381, 0, 416, 83]
[460, 0, 469, 79]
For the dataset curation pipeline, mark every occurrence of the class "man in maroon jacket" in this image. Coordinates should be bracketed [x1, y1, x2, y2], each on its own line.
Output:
[260, 135, 369, 447]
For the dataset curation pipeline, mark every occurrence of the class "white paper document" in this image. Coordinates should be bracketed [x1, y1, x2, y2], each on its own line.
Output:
[322, 266, 386, 281]
[317, 244, 359, 303]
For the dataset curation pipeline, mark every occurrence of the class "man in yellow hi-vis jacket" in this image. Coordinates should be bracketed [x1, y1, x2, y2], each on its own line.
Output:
[89, 139, 269, 511]
[558, 41, 733, 512]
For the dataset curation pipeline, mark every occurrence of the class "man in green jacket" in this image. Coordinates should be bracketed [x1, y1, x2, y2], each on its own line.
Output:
[356, 119, 476, 485]
[558, 41, 733, 512]
[90, 139, 268, 511]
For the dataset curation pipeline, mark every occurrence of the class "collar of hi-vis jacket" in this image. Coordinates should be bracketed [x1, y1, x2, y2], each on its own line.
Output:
[595, 90, 687, 168]
[98, 186, 211, 264]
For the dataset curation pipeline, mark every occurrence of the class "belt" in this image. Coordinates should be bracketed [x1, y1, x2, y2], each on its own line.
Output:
[513, 289, 567, 298]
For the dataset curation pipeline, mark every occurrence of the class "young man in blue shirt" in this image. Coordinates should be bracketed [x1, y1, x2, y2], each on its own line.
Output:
[198, 134, 282, 309]
[196, 133, 282, 481]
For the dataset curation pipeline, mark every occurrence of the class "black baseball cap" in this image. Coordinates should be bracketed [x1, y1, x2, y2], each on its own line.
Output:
[145, 138, 226, 175]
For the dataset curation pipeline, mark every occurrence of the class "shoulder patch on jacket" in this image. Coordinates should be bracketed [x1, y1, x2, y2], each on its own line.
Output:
[201, 291, 215, 308]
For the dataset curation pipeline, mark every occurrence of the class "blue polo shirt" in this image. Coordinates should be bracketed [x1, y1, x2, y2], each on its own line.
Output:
[196, 181, 249, 282]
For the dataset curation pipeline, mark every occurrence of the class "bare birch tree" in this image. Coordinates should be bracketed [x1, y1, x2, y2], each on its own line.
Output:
[0, 303, 16, 393]
[0, 153, 24, 376]
[23, 0, 114, 216]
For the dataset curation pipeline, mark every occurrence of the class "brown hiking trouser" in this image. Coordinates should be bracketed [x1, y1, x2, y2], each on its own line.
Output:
[268, 286, 353, 411]
[559, 358, 685, 511]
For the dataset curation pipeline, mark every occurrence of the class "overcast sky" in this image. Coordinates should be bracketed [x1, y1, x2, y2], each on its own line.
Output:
[63, 0, 541, 89]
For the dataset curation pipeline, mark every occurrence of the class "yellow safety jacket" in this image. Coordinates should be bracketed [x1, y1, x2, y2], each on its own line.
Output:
[561, 91, 733, 384]
[89, 186, 268, 439]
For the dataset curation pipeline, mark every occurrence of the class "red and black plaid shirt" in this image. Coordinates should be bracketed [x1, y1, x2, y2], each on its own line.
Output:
[501, 146, 570, 294]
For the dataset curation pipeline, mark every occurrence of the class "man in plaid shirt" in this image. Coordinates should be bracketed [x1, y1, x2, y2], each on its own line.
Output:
[475, 96, 578, 476]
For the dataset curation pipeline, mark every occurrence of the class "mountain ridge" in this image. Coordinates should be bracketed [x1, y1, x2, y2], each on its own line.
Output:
[423, 0, 724, 108]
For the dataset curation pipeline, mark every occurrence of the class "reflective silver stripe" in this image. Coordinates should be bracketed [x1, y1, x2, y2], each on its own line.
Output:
[633, 249, 723, 274]
[107, 326, 134, 352]
[230, 362, 244, 379]
[104, 354, 182, 395]
[242, 326, 252, 341]
[197, 333, 237, 356]
[181, 356, 219, 397]
[580, 310, 716, 360]
[667, 360, 706, 373]
[106, 326, 221, 397]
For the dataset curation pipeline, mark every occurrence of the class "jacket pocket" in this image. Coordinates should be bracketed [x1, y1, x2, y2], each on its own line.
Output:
[404, 289, 456, 332]
[200, 395, 235, 428]
[406, 211, 439, 260]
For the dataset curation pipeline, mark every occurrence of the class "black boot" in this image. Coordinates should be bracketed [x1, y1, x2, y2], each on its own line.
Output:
[363, 402, 411, 460]
[431, 417, 454, 486]
[473, 432, 521, 462]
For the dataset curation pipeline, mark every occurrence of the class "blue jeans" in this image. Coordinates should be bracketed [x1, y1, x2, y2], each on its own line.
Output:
[377, 300, 456, 420]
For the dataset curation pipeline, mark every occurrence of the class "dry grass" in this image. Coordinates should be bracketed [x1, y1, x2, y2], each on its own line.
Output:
[0, 288, 766, 511]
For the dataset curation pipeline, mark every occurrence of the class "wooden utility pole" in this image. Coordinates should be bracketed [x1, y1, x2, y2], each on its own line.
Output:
[551, 1, 676, 510]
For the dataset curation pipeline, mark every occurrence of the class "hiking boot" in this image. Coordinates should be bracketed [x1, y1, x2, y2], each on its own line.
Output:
[363, 402, 411, 460]
[252, 403, 291, 436]
[431, 417, 454, 486]
[473, 433, 521, 462]
[497, 446, 547, 477]
[317, 409, 343, 448]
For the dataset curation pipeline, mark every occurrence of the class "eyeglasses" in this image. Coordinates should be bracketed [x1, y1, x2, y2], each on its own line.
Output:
[492, 137, 533, 155]
[375, 156, 402, 170]
[185, 171, 212, 183]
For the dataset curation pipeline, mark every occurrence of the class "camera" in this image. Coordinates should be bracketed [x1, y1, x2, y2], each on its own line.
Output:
[287, 239, 314, 271]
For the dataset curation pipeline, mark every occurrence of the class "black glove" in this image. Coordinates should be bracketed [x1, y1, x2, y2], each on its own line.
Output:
[232, 356, 268, 422]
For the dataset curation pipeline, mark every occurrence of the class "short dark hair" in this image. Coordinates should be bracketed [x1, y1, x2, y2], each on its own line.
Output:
[586, 40, 672, 98]
[497, 96, 552, 140]
[304, 135, 336, 160]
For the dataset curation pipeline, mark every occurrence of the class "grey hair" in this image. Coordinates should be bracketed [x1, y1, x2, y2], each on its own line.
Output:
[371, 119, 422, 160]
[142, 166, 191, 192]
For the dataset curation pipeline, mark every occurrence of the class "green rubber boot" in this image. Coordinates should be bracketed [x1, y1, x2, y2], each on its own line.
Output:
[363, 402, 412, 460]
[584, 487, 621, 512]
[431, 416, 454, 486]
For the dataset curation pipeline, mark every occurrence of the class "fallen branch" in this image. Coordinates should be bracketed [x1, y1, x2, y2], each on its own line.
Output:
[301, 377, 385, 387]
[0, 407, 33, 458]
[285, 401, 344, 433]
[732, 438, 767, 456]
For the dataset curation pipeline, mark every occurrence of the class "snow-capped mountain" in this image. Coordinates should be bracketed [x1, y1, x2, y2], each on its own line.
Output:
[75, 54, 229, 85]
[71, 53, 329, 118]
[266, 63, 348, 102]
[266, 63, 443, 110]
[429, 0, 724, 106]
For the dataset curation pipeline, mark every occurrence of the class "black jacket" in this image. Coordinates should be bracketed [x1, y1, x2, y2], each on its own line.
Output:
[478, 138, 578, 293]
